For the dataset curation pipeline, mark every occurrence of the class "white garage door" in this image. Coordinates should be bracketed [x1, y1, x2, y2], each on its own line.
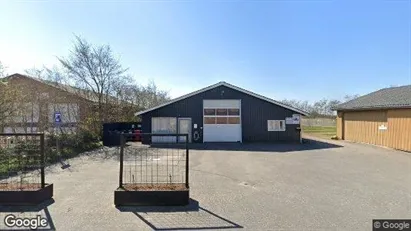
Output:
[203, 100, 242, 142]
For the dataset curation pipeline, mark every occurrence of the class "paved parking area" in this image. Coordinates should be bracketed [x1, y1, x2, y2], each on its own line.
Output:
[0, 138, 410, 230]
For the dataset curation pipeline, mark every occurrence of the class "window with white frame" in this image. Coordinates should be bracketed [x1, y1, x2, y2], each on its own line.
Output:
[203, 108, 241, 125]
[11, 103, 40, 123]
[267, 120, 286, 131]
[151, 117, 177, 133]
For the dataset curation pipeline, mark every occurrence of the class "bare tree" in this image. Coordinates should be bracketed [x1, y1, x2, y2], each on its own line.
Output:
[281, 99, 316, 115]
[111, 80, 171, 121]
[343, 94, 360, 102]
[0, 80, 25, 129]
[312, 99, 327, 115]
[0, 36, 171, 134]
[24, 65, 171, 135]
[26, 66, 68, 85]
[0, 62, 19, 127]
[57, 35, 130, 127]
[326, 99, 341, 115]
[132, 80, 170, 109]
[0, 61, 5, 77]
[282, 98, 342, 117]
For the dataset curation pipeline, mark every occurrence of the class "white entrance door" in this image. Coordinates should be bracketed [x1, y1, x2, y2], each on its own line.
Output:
[178, 118, 192, 143]
[203, 100, 242, 142]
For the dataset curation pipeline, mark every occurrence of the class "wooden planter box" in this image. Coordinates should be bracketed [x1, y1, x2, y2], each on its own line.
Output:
[0, 184, 53, 205]
[114, 187, 189, 206]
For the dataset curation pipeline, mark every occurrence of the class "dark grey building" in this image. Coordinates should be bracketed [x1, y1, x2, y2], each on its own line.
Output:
[136, 82, 308, 143]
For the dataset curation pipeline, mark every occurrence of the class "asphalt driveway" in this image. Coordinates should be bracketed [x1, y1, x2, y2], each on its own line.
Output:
[0, 138, 410, 230]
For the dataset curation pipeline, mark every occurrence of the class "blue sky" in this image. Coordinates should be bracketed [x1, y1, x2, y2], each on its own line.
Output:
[0, 0, 410, 103]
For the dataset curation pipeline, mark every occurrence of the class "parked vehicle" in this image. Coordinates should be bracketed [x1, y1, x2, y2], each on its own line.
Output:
[102, 122, 142, 146]
[133, 129, 141, 141]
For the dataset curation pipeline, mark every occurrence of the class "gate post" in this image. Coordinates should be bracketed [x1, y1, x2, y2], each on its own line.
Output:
[40, 133, 45, 188]
[119, 134, 125, 188]
[185, 134, 189, 189]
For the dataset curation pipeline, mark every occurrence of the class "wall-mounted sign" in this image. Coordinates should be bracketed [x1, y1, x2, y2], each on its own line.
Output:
[193, 124, 197, 129]
[54, 112, 62, 124]
[285, 114, 300, 125]
[285, 118, 294, 124]
[378, 124, 387, 130]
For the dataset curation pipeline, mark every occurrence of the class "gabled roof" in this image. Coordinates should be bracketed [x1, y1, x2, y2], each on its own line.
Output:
[135, 81, 309, 116]
[3, 73, 120, 104]
[3, 73, 93, 102]
[334, 85, 411, 111]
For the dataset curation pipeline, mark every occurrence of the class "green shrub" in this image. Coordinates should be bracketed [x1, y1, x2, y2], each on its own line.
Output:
[44, 129, 102, 164]
[0, 142, 42, 176]
[0, 130, 102, 175]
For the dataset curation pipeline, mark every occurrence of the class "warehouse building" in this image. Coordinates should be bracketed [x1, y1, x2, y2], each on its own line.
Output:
[334, 85, 411, 152]
[135, 81, 308, 144]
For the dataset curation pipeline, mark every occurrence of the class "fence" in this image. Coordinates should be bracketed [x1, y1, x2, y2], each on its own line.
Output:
[301, 117, 336, 127]
[119, 133, 189, 190]
[0, 133, 45, 191]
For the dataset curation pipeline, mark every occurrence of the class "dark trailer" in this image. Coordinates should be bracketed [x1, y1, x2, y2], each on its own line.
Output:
[135, 81, 308, 144]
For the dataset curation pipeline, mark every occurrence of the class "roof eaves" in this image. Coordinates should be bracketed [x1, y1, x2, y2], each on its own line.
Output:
[135, 82, 224, 116]
[220, 82, 309, 116]
[135, 81, 309, 116]
[6, 73, 95, 102]
[335, 104, 411, 111]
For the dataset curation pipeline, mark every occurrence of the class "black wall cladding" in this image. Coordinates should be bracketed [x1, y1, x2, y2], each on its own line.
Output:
[141, 85, 302, 143]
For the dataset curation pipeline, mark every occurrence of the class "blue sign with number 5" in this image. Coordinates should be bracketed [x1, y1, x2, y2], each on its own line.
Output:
[54, 112, 62, 123]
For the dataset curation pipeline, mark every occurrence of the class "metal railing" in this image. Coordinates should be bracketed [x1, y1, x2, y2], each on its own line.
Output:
[118, 133, 189, 190]
[0, 133, 45, 191]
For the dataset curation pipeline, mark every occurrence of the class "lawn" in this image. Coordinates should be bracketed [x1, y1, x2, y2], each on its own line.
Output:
[302, 126, 336, 139]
